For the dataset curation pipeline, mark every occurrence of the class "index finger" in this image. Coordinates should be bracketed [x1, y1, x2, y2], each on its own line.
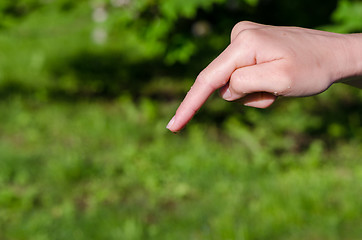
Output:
[166, 41, 256, 132]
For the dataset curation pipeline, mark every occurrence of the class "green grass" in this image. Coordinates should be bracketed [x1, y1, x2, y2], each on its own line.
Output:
[0, 96, 361, 240]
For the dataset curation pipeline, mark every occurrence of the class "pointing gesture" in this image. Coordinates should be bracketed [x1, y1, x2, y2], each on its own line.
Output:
[167, 21, 362, 132]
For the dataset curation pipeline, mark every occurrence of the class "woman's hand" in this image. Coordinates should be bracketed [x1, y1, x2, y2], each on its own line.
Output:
[167, 21, 362, 132]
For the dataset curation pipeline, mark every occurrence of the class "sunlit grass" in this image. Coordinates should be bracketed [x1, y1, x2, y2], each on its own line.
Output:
[0, 97, 361, 239]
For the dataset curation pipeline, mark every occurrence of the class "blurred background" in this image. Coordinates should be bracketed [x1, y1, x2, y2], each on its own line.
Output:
[0, 0, 361, 239]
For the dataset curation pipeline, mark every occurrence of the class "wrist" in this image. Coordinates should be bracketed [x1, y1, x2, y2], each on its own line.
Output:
[333, 33, 362, 86]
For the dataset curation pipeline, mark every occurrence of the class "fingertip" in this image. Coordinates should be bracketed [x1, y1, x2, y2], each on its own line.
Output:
[166, 116, 175, 130]
[242, 92, 276, 108]
[166, 112, 187, 133]
[243, 100, 274, 108]
[221, 87, 232, 100]
[219, 83, 241, 101]
[166, 116, 182, 133]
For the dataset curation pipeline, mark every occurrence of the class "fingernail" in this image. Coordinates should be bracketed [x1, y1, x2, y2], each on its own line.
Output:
[166, 116, 175, 130]
[222, 88, 232, 99]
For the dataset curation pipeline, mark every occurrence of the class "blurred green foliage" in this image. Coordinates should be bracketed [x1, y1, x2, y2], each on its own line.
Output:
[0, 96, 362, 239]
[326, 0, 362, 32]
[0, 0, 362, 239]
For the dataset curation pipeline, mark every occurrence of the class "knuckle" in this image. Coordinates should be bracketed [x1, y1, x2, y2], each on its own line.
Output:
[196, 70, 208, 86]
[229, 72, 248, 93]
[196, 69, 229, 90]
[231, 21, 257, 41]
[233, 28, 264, 46]
[196, 70, 215, 90]
[232, 21, 252, 32]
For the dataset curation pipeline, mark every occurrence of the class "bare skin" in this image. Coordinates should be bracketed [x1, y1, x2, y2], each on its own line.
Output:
[166, 21, 362, 132]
